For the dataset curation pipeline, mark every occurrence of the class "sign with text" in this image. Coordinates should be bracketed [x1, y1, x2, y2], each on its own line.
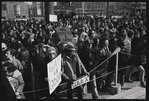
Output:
[71, 75, 90, 89]
[55, 27, 74, 43]
[47, 54, 62, 94]
[49, 14, 57, 22]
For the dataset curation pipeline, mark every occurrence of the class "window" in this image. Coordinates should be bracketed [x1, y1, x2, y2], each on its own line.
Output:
[16, 15, 21, 18]
[22, 15, 26, 18]
[2, 4, 7, 10]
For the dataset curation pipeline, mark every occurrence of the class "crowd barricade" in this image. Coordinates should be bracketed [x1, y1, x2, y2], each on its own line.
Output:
[20, 49, 137, 99]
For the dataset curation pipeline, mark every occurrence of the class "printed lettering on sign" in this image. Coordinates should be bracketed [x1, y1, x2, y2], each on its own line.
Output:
[71, 75, 90, 89]
[47, 54, 62, 94]
[55, 27, 73, 43]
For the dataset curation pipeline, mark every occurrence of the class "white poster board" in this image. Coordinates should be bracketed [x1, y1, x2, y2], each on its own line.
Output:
[55, 27, 74, 43]
[71, 75, 90, 89]
[49, 15, 57, 22]
[47, 54, 62, 94]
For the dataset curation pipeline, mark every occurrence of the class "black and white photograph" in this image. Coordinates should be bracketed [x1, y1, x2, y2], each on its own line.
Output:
[1, 1, 146, 100]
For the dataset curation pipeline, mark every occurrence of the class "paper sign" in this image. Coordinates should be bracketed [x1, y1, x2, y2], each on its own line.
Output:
[55, 27, 74, 43]
[47, 54, 62, 94]
[71, 75, 90, 89]
[49, 15, 57, 22]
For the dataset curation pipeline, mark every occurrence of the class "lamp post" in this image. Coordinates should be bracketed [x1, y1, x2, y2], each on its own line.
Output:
[45, 2, 49, 24]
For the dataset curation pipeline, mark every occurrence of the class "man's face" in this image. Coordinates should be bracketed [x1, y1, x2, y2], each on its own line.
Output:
[49, 50, 56, 60]
[5, 51, 12, 60]
[67, 50, 75, 58]
[103, 40, 109, 47]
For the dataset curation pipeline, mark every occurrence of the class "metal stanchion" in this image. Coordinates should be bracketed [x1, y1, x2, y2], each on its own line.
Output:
[110, 48, 121, 95]
[115, 52, 118, 86]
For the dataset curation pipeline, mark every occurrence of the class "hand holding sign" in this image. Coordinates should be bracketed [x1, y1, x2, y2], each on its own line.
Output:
[71, 75, 90, 89]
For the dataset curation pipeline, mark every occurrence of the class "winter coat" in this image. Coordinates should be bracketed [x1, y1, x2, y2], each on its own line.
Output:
[7, 70, 25, 99]
[62, 52, 88, 80]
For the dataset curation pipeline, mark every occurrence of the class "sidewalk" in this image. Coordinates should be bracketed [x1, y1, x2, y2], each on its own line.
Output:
[83, 81, 146, 99]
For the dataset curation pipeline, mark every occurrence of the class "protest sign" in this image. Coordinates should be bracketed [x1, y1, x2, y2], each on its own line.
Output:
[49, 14, 57, 22]
[55, 27, 74, 43]
[47, 54, 62, 94]
[71, 75, 90, 89]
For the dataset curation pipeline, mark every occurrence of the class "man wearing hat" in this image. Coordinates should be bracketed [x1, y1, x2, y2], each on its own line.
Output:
[61, 42, 89, 99]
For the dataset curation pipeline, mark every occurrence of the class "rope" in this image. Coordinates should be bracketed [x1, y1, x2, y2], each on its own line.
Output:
[20, 51, 135, 95]
[22, 88, 49, 94]
[89, 54, 114, 74]
[20, 64, 134, 96]
[58, 65, 134, 95]
[119, 51, 137, 57]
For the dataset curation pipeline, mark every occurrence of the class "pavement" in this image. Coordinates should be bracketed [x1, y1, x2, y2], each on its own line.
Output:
[83, 81, 146, 99]
[58, 75, 146, 99]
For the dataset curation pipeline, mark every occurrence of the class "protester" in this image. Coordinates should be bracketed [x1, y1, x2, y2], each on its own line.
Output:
[2, 48, 24, 74]
[61, 42, 89, 99]
[1, 11, 146, 99]
[2, 62, 25, 99]
[126, 35, 146, 87]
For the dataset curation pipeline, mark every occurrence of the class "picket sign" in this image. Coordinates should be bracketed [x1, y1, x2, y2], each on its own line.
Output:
[49, 14, 57, 22]
[71, 75, 90, 89]
[47, 54, 62, 94]
[55, 27, 74, 43]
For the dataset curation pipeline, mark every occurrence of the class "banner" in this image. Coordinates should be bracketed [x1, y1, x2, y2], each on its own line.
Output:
[55, 27, 74, 43]
[47, 54, 62, 94]
[71, 75, 90, 89]
[49, 15, 57, 22]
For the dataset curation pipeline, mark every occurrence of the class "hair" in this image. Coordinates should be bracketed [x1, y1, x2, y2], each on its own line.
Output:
[4, 48, 16, 56]
[127, 30, 134, 38]
[2, 62, 17, 73]
[100, 37, 108, 46]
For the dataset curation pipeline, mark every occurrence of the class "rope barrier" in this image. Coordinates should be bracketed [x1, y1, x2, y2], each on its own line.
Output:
[58, 65, 135, 95]
[22, 88, 49, 94]
[89, 54, 114, 74]
[20, 65, 134, 95]
[20, 51, 135, 95]
[119, 51, 137, 57]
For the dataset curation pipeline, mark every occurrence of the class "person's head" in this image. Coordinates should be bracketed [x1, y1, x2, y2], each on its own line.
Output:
[82, 26, 85, 32]
[134, 30, 140, 38]
[93, 37, 100, 46]
[100, 37, 109, 47]
[47, 47, 57, 61]
[127, 30, 134, 40]
[121, 29, 127, 39]
[4, 48, 15, 61]
[73, 35, 79, 44]
[64, 42, 76, 58]
[73, 29, 78, 34]
[2, 62, 17, 77]
[1, 42, 7, 52]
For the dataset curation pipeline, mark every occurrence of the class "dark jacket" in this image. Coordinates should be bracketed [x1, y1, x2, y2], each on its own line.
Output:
[0, 72, 16, 100]
[62, 52, 88, 80]
[135, 42, 146, 65]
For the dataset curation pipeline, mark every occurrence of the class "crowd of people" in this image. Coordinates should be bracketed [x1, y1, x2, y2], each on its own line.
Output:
[1, 13, 146, 99]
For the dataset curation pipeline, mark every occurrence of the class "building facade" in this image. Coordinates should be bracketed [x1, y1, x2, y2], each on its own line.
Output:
[130, 2, 146, 13]
[70, 2, 107, 16]
[2, 2, 29, 19]
[29, 2, 45, 18]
